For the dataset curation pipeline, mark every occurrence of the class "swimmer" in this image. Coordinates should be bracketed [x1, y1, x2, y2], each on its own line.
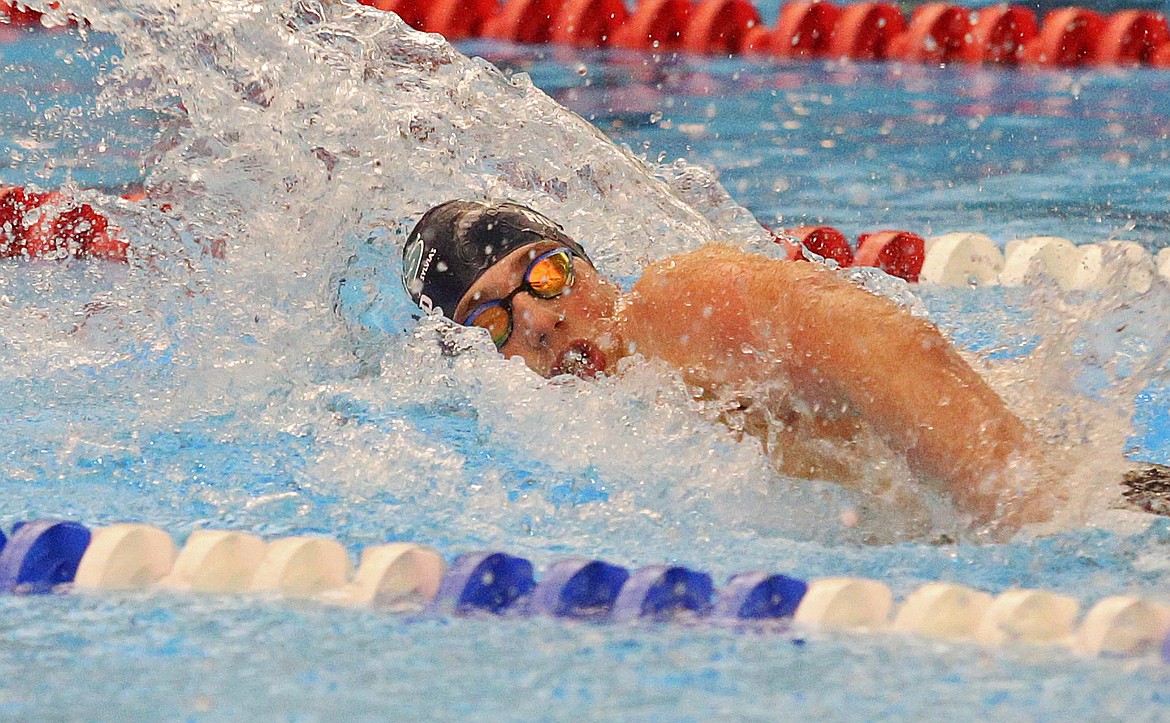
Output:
[403, 199, 1069, 534]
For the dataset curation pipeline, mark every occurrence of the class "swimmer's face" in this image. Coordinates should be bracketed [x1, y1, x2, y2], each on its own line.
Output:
[454, 241, 623, 378]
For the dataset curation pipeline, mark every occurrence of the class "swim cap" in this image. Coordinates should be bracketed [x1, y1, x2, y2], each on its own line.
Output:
[402, 200, 591, 319]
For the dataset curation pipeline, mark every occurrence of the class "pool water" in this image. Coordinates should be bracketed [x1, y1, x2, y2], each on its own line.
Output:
[483, 39, 1170, 244]
[3, 0, 1170, 718]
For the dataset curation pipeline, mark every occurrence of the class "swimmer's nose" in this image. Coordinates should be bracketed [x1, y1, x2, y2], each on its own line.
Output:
[513, 296, 565, 346]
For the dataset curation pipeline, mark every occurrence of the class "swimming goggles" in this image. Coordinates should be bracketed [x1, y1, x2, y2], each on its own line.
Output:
[463, 246, 576, 349]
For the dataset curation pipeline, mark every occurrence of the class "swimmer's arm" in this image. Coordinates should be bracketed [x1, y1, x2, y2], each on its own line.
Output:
[628, 245, 1053, 526]
[757, 260, 1051, 524]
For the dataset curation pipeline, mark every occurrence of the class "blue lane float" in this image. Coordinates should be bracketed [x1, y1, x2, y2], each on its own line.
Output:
[435, 551, 535, 615]
[528, 558, 630, 620]
[610, 565, 714, 623]
[712, 571, 808, 621]
[0, 519, 91, 594]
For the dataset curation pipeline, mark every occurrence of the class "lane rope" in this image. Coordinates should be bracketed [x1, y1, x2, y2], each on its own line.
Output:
[354, 0, 1170, 68]
[3, 1, 1169, 67]
[6, 517, 1170, 661]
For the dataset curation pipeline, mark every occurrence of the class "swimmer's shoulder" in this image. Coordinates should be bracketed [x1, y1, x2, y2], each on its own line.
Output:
[630, 244, 752, 308]
[631, 243, 843, 309]
[643, 242, 789, 268]
[636, 243, 824, 284]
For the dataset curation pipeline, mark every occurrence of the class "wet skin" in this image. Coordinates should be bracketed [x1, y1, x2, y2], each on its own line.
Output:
[454, 241, 1062, 531]
[453, 240, 626, 379]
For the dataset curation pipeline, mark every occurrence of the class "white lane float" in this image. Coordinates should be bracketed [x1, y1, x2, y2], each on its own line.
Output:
[1074, 595, 1170, 656]
[1067, 240, 1155, 293]
[793, 577, 892, 630]
[892, 582, 992, 640]
[976, 588, 1080, 646]
[920, 232, 1004, 286]
[999, 236, 1080, 288]
[250, 536, 352, 598]
[320, 542, 446, 610]
[73, 523, 177, 590]
[916, 232, 1165, 291]
[1158, 248, 1170, 280]
[158, 530, 267, 594]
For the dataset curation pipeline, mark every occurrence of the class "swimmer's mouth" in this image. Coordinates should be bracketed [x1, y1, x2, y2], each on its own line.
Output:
[553, 340, 607, 378]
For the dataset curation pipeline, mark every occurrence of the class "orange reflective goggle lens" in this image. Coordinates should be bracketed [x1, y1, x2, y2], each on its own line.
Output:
[464, 247, 575, 349]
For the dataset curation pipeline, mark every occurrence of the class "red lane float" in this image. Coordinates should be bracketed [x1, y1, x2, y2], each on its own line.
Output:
[1090, 10, 1169, 66]
[1155, 42, 1170, 67]
[0, 1, 42, 27]
[776, 224, 923, 283]
[769, 1, 840, 58]
[959, 4, 1037, 65]
[365, 0, 432, 31]
[8, 0, 1170, 69]
[854, 230, 925, 283]
[682, 0, 761, 55]
[1022, 7, 1105, 66]
[484, 0, 563, 43]
[0, 186, 127, 262]
[425, 0, 498, 40]
[740, 23, 772, 52]
[891, 3, 971, 63]
[785, 226, 854, 267]
[828, 2, 904, 61]
[614, 0, 692, 50]
[550, 0, 628, 47]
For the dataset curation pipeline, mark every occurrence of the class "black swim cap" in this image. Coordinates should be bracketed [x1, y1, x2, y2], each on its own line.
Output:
[402, 200, 591, 319]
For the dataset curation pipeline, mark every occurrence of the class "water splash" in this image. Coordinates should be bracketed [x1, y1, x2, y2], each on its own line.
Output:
[1, 0, 1167, 550]
[982, 272, 1170, 530]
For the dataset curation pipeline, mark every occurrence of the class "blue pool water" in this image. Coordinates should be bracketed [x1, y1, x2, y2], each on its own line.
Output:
[4, 1, 1170, 718]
